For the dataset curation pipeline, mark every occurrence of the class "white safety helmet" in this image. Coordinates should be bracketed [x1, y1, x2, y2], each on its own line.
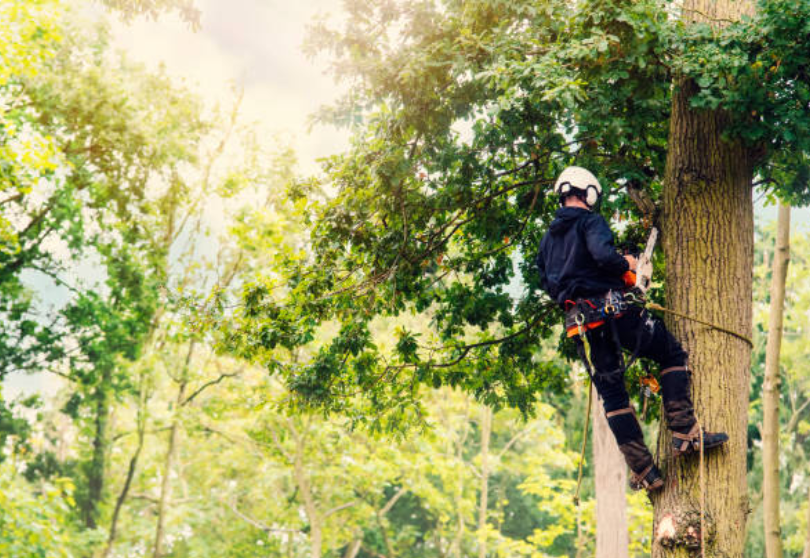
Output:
[553, 166, 602, 208]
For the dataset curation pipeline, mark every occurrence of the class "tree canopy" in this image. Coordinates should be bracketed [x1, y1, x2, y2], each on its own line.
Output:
[217, 0, 810, 429]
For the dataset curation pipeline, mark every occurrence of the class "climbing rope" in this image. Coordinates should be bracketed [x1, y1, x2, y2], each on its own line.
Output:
[645, 302, 753, 349]
[573, 320, 595, 507]
[573, 379, 593, 507]
[699, 420, 706, 557]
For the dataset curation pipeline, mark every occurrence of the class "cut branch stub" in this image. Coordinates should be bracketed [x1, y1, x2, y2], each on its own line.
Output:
[655, 510, 715, 554]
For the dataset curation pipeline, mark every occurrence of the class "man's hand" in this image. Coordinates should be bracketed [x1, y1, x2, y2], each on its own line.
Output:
[624, 254, 638, 271]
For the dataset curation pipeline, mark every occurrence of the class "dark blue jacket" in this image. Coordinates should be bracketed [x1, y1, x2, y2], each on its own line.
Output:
[535, 207, 629, 306]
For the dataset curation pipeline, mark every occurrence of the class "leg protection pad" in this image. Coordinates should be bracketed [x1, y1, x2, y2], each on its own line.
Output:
[660, 368, 691, 402]
[663, 400, 696, 434]
[617, 439, 654, 474]
[660, 367, 696, 434]
[606, 408, 645, 445]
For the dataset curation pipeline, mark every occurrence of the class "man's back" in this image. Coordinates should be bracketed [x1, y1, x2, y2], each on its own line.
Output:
[535, 207, 628, 305]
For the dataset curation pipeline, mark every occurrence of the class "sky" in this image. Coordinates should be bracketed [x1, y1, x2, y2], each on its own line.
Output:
[109, 0, 350, 174]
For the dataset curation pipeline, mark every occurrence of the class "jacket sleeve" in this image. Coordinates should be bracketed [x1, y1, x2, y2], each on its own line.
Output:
[584, 214, 629, 276]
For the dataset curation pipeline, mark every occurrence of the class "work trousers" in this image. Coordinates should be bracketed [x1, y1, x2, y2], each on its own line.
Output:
[578, 306, 695, 474]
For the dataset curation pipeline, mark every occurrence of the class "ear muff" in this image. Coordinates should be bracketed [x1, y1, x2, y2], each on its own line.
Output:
[585, 185, 600, 207]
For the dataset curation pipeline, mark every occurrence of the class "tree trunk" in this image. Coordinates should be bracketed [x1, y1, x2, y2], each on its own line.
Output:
[802, 482, 810, 558]
[153, 343, 194, 558]
[763, 203, 790, 558]
[656, 2, 755, 553]
[478, 405, 492, 558]
[290, 418, 322, 558]
[103, 372, 150, 558]
[84, 367, 112, 529]
[593, 386, 630, 558]
[656, 4, 756, 556]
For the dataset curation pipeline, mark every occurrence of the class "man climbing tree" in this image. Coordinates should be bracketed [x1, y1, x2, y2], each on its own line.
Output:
[536, 166, 728, 493]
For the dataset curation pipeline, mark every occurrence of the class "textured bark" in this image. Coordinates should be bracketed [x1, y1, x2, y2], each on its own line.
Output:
[763, 203, 790, 558]
[655, 3, 755, 555]
[478, 405, 492, 558]
[592, 386, 630, 558]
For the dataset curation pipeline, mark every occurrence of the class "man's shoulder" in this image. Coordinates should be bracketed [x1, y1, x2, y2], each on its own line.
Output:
[582, 211, 611, 231]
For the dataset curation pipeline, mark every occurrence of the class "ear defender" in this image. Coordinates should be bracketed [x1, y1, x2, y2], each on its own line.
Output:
[586, 184, 599, 207]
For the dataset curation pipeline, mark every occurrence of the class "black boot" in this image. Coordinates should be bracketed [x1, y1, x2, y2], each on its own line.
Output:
[629, 463, 664, 492]
[671, 423, 729, 457]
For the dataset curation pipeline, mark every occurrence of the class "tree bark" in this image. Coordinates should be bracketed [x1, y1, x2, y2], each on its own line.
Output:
[592, 386, 630, 558]
[656, 3, 755, 556]
[763, 203, 790, 558]
[478, 405, 492, 558]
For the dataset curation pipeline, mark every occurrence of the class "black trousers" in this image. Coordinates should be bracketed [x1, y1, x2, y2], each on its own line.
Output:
[579, 306, 694, 473]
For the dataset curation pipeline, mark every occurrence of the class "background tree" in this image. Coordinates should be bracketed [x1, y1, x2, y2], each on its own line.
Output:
[762, 203, 790, 558]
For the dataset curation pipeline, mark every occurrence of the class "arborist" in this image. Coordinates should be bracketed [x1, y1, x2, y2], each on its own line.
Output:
[535, 166, 728, 492]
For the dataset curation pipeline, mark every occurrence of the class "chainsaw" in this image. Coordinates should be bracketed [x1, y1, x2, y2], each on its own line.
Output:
[634, 227, 658, 294]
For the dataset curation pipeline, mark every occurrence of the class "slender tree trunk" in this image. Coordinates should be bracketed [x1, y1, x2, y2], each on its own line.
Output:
[451, 400, 471, 558]
[343, 537, 362, 558]
[593, 386, 630, 558]
[802, 482, 810, 558]
[103, 373, 150, 558]
[763, 203, 790, 558]
[85, 367, 112, 529]
[478, 405, 492, 558]
[290, 418, 322, 558]
[153, 343, 194, 558]
[656, 1, 755, 552]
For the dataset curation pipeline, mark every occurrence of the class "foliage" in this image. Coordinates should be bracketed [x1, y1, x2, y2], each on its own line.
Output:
[0, 464, 76, 558]
[215, 0, 810, 430]
[98, 0, 201, 28]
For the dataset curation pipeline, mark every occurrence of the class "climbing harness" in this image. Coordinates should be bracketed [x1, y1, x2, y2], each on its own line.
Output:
[564, 290, 630, 338]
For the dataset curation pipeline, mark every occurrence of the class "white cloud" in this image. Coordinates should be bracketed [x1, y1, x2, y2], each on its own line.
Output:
[109, 0, 350, 173]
